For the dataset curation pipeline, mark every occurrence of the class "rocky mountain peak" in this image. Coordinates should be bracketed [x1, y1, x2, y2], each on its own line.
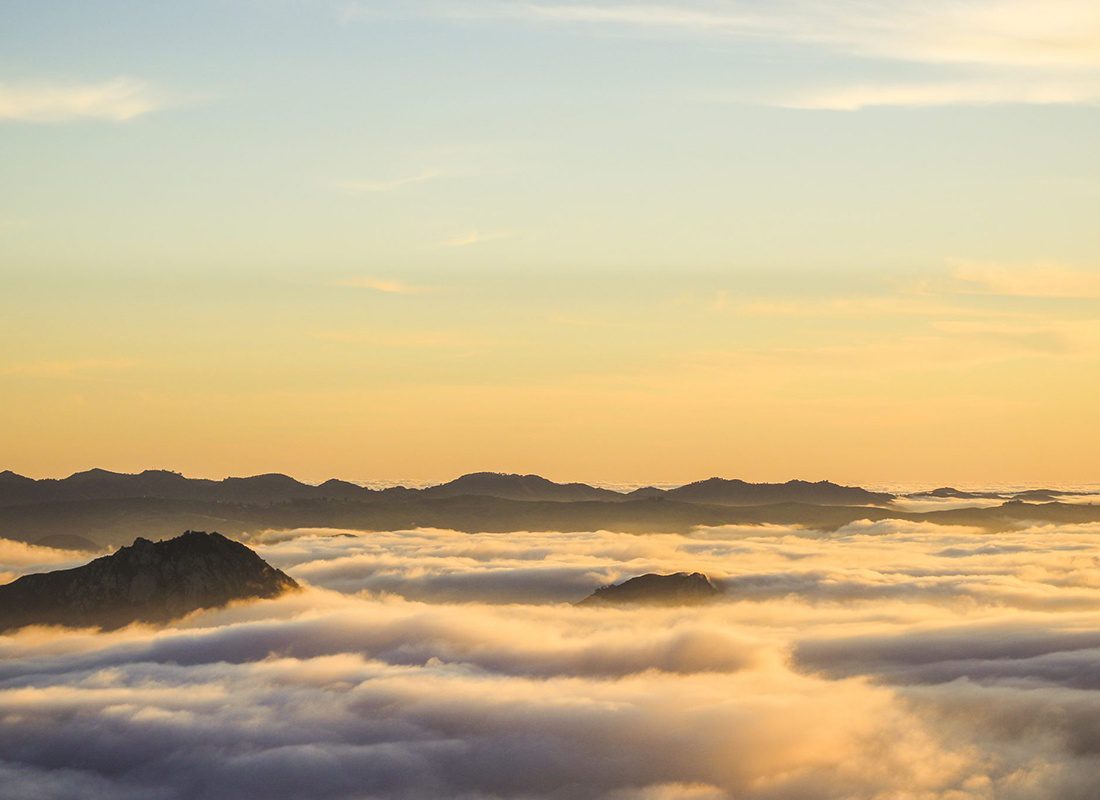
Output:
[580, 571, 721, 606]
[0, 530, 298, 632]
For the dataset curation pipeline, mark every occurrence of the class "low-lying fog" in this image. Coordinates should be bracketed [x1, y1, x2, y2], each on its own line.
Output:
[5, 521, 1100, 799]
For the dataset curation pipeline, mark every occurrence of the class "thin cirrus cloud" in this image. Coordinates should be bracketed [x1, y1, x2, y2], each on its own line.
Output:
[441, 229, 511, 247]
[336, 277, 430, 294]
[778, 80, 1100, 110]
[431, 1, 1100, 108]
[503, 0, 1100, 68]
[730, 295, 1004, 320]
[0, 358, 138, 378]
[0, 77, 163, 123]
[951, 261, 1100, 299]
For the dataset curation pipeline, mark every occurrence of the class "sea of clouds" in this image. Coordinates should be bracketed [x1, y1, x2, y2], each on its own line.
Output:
[5, 520, 1100, 799]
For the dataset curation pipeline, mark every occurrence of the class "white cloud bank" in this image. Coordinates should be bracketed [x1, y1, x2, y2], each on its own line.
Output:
[6, 521, 1100, 797]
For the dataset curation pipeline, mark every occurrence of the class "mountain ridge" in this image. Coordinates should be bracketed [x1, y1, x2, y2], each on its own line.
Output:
[581, 572, 722, 606]
[0, 530, 297, 631]
[0, 468, 895, 508]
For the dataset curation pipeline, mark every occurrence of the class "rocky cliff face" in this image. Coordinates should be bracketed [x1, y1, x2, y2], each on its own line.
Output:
[580, 572, 721, 606]
[0, 530, 297, 631]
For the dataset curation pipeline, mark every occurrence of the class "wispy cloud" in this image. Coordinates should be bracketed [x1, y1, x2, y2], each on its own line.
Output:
[951, 261, 1100, 299]
[335, 171, 444, 193]
[0, 77, 163, 123]
[416, 1, 1100, 109]
[441, 229, 511, 248]
[336, 277, 429, 294]
[0, 358, 137, 378]
[731, 295, 1016, 319]
[505, 1, 1100, 69]
[780, 80, 1100, 110]
[929, 319, 1088, 355]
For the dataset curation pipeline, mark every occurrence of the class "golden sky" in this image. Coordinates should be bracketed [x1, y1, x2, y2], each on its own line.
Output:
[2, 1, 1099, 484]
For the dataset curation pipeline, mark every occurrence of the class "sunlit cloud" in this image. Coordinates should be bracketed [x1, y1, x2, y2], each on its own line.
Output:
[413, 1, 1100, 108]
[503, 1, 1100, 69]
[780, 79, 1100, 109]
[0, 539, 91, 584]
[8, 522, 1100, 796]
[0, 77, 163, 123]
[951, 261, 1100, 299]
[930, 318, 1100, 357]
[732, 295, 1006, 319]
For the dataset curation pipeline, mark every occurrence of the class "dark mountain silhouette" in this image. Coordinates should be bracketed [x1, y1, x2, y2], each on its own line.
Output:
[909, 487, 994, 499]
[0, 469, 901, 508]
[581, 572, 721, 606]
[0, 470, 35, 489]
[663, 478, 894, 506]
[0, 531, 297, 632]
[0, 469, 380, 507]
[908, 486, 1085, 501]
[2, 495, 1099, 550]
[216, 473, 330, 503]
[624, 486, 668, 499]
[1, 469, 1096, 549]
[422, 472, 623, 502]
[1013, 489, 1068, 501]
[317, 478, 370, 499]
[0, 469, 628, 506]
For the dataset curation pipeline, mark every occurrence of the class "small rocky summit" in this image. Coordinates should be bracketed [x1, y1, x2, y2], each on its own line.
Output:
[581, 571, 721, 606]
[0, 530, 298, 632]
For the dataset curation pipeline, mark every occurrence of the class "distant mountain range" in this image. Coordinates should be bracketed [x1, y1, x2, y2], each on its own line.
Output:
[910, 486, 1069, 502]
[0, 468, 893, 507]
[0, 531, 297, 631]
[1, 469, 1096, 550]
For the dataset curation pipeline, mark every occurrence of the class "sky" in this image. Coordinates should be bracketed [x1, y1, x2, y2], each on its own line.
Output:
[2, 0, 1099, 485]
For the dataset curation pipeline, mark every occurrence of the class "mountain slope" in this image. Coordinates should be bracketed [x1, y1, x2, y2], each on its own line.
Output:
[0, 469, 899, 508]
[664, 478, 894, 506]
[581, 572, 721, 605]
[0, 469, 379, 507]
[0, 530, 298, 631]
[422, 472, 623, 502]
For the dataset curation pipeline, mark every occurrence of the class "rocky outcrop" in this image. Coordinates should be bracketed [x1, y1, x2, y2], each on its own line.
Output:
[581, 572, 721, 606]
[0, 530, 297, 631]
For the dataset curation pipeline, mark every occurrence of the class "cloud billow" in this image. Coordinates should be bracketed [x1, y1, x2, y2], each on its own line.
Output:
[5, 522, 1100, 797]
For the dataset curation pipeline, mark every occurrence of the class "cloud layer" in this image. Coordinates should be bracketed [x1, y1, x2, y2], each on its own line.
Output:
[6, 521, 1100, 797]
